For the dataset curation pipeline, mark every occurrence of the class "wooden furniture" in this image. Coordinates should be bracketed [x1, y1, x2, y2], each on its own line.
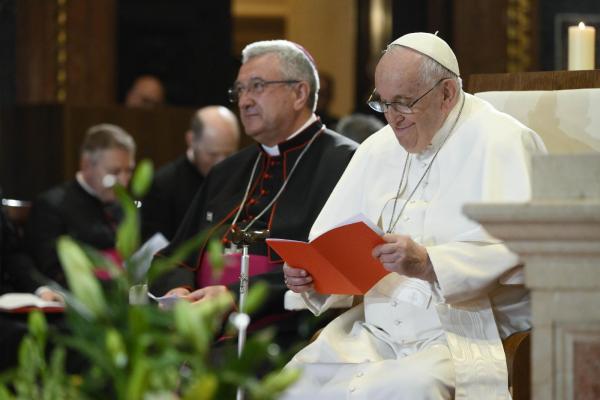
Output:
[468, 69, 600, 92]
[503, 331, 531, 400]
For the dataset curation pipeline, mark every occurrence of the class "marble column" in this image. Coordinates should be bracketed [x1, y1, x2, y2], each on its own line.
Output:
[464, 154, 600, 400]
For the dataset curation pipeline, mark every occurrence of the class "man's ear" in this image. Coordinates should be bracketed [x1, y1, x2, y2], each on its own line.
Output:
[441, 79, 459, 111]
[185, 130, 194, 148]
[80, 153, 92, 172]
[292, 81, 310, 110]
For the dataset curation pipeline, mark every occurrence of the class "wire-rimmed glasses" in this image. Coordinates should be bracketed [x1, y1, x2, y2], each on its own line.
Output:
[367, 78, 447, 114]
[228, 78, 300, 103]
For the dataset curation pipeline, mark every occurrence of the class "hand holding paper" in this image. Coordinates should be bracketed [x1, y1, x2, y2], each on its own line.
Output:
[372, 233, 435, 282]
[283, 263, 314, 293]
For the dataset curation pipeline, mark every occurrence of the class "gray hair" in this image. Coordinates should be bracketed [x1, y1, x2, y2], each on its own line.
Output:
[81, 123, 136, 161]
[417, 54, 463, 89]
[386, 44, 463, 89]
[242, 40, 319, 111]
[336, 113, 385, 143]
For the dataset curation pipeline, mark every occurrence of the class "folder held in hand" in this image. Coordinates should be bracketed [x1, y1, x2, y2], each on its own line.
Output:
[266, 215, 389, 295]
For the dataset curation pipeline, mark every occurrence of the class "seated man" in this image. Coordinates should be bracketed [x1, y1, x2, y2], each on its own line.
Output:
[282, 33, 547, 398]
[26, 124, 136, 295]
[154, 40, 357, 345]
[141, 106, 240, 241]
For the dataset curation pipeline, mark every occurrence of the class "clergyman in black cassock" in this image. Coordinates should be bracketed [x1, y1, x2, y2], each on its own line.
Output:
[25, 123, 136, 290]
[154, 119, 356, 344]
[26, 179, 123, 287]
[141, 106, 240, 241]
[153, 39, 358, 347]
[141, 155, 203, 241]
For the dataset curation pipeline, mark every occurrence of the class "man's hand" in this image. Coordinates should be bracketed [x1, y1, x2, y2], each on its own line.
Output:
[37, 287, 65, 304]
[283, 263, 314, 293]
[162, 286, 234, 309]
[186, 285, 233, 304]
[372, 234, 435, 282]
[165, 287, 191, 298]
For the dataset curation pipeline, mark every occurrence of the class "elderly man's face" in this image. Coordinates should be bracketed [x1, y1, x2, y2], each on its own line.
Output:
[374, 49, 448, 153]
[189, 128, 238, 176]
[81, 148, 135, 203]
[235, 53, 299, 146]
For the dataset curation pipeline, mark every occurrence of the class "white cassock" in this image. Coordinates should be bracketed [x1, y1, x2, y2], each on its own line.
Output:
[282, 92, 547, 400]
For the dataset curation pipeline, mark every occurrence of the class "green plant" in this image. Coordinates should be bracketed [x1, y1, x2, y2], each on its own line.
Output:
[0, 159, 299, 400]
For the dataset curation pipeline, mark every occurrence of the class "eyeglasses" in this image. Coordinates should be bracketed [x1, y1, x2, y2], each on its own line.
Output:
[367, 78, 447, 114]
[228, 78, 300, 103]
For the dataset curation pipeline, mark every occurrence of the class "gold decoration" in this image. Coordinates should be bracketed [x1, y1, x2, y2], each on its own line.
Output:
[55, 0, 67, 102]
[506, 0, 532, 72]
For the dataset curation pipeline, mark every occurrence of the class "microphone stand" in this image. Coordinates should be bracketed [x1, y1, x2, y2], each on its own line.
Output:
[232, 228, 269, 400]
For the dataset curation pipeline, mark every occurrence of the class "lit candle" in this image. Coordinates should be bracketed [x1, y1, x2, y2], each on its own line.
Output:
[568, 22, 596, 70]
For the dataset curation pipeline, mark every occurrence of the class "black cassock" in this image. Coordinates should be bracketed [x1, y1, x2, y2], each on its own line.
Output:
[25, 180, 121, 288]
[153, 120, 357, 345]
[141, 155, 204, 241]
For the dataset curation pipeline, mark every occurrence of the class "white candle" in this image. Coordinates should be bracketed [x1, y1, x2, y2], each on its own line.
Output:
[568, 22, 596, 70]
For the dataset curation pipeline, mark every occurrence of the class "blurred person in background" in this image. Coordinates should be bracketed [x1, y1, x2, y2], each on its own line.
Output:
[141, 106, 240, 241]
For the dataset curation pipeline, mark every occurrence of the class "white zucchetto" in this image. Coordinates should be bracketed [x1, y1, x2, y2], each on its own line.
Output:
[389, 32, 460, 77]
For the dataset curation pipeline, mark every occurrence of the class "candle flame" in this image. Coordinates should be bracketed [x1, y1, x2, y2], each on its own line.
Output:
[578, 22, 586, 29]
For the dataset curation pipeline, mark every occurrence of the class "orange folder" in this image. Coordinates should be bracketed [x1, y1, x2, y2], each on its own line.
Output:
[266, 221, 389, 295]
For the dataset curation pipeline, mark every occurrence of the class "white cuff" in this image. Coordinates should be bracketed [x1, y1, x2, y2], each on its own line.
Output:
[301, 290, 353, 316]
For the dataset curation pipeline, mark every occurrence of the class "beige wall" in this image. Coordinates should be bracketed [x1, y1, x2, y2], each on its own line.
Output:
[233, 0, 356, 118]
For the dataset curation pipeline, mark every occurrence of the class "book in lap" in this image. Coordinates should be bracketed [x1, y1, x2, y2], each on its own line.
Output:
[266, 214, 389, 295]
[0, 293, 64, 313]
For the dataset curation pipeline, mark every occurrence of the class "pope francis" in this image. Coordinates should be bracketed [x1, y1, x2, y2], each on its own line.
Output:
[281, 32, 547, 399]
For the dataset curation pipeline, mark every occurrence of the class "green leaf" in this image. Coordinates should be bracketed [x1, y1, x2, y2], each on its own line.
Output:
[147, 230, 209, 283]
[28, 310, 47, 345]
[105, 329, 128, 369]
[173, 301, 211, 355]
[0, 384, 14, 399]
[114, 185, 140, 260]
[182, 374, 218, 400]
[130, 159, 154, 198]
[57, 236, 108, 318]
[125, 360, 149, 400]
[243, 280, 268, 315]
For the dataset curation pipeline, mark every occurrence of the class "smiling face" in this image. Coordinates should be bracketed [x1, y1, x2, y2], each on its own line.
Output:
[235, 53, 309, 146]
[374, 48, 452, 154]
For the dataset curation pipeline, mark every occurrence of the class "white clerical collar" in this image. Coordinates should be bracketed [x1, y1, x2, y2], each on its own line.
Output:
[186, 148, 194, 164]
[76, 171, 100, 198]
[261, 114, 317, 156]
[418, 90, 465, 160]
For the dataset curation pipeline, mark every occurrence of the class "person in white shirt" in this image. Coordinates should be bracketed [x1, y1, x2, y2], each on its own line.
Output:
[282, 32, 547, 399]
